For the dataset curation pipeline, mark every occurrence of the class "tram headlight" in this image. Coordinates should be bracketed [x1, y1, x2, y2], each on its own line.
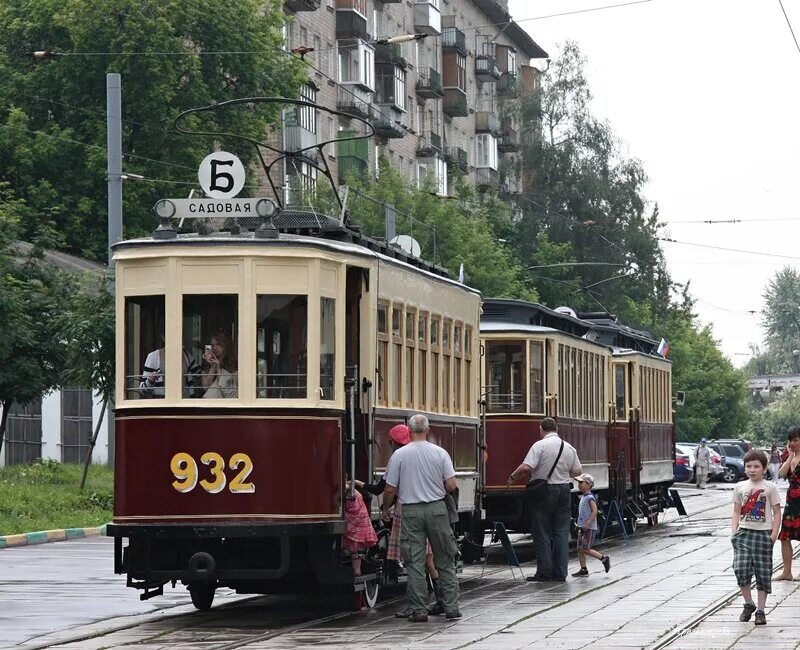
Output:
[154, 199, 176, 219]
[256, 198, 278, 218]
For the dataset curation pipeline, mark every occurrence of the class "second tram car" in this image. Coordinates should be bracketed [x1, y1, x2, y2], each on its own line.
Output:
[106, 215, 482, 609]
[480, 299, 674, 534]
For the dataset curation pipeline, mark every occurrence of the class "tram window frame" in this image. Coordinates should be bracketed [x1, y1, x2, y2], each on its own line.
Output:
[431, 316, 440, 411]
[557, 346, 564, 417]
[417, 311, 428, 410]
[377, 301, 389, 406]
[529, 340, 545, 415]
[255, 294, 306, 400]
[320, 297, 336, 401]
[405, 307, 416, 408]
[442, 318, 452, 413]
[124, 295, 166, 401]
[184, 294, 239, 400]
[453, 321, 463, 414]
[486, 340, 526, 414]
[390, 304, 403, 407]
[464, 325, 473, 416]
[614, 363, 628, 420]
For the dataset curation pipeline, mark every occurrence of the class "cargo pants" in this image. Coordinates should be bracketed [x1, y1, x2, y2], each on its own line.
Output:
[400, 500, 460, 615]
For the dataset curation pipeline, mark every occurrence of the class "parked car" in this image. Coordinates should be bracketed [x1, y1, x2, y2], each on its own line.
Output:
[709, 442, 747, 483]
[676, 443, 724, 480]
[715, 438, 751, 452]
[674, 450, 694, 483]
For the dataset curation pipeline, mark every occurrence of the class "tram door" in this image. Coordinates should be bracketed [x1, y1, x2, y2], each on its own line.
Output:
[609, 362, 635, 499]
[345, 266, 368, 479]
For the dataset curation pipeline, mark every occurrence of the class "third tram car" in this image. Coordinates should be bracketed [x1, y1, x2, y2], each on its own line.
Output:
[479, 299, 674, 534]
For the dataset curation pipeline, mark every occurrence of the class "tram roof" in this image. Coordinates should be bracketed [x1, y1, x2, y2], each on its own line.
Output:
[112, 230, 482, 297]
[480, 298, 661, 354]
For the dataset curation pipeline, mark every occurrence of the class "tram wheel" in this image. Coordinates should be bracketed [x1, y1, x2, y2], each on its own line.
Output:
[189, 583, 216, 611]
[355, 577, 380, 610]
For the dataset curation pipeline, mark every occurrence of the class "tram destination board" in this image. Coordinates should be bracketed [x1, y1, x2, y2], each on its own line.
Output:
[155, 197, 275, 220]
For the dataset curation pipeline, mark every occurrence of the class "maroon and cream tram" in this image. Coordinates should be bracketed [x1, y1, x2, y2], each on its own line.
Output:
[479, 299, 674, 533]
[106, 215, 482, 609]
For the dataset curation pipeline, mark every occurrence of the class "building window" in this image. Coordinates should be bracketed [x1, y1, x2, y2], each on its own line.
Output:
[475, 133, 498, 169]
[376, 65, 406, 110]
[338, 40, 375, 90]
[298, 84, 317, 134]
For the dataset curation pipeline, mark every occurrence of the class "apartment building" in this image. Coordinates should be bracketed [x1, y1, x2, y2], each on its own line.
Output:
[279, 0, 547, 202]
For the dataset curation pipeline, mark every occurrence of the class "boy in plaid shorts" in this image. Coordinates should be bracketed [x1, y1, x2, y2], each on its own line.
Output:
[731, 449, 781, 625]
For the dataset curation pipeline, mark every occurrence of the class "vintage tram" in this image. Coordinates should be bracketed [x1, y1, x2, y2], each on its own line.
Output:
[106, 215, 482, 609]
[480, 299, 674, 533]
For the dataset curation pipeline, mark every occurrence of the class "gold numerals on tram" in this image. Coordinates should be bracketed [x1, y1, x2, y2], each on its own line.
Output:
[170, 452, 255, 494]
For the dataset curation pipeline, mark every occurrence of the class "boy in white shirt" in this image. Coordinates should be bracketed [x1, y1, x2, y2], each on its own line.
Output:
[731, 449, 782, 626]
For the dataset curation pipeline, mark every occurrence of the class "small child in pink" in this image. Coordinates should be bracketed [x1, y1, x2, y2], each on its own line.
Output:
[343, 485, 378, 576]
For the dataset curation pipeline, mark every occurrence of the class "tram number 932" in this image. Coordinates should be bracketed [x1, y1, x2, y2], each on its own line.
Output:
[170, 452, 255, 494]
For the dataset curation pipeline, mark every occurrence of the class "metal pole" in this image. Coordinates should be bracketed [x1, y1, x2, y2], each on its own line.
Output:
[107, 73, 122, 267]
[106, 73, 122, 467]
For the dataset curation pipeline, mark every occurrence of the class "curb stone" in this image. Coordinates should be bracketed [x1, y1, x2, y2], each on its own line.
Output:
[0, 524, 107, 549]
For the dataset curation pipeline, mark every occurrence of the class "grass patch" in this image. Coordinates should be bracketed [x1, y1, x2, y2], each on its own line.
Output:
[0, 460, 113, 536]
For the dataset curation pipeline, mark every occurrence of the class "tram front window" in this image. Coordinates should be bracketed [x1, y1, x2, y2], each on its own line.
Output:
[183, 295, 239, 399]
[257, 295, 308, 399]
[125, 295, 165, 400]
[486, 342, 526, 413]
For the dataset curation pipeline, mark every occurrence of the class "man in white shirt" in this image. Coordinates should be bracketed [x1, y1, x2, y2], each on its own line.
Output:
[694, 438, 711, 489]
[507, 417, 582, 582]
[383, 414, 460, 622]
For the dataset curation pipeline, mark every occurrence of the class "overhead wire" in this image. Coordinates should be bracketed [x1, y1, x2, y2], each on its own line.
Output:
[659, 237, 800, 262]
[778, 0, 800, 56]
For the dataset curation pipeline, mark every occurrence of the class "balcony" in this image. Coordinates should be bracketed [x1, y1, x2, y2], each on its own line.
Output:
[371, 105, 405, 139]
[285, 125, 318, 157]
[442, 26, 466, 54]
[336, 10, 369, 40]
[476, 167, 500, 190]
[445, 146, 468, 173]
[338, 131, 369, 183]
[284, 0, 320, 11]
[338, 155, 368, 183]
[416, 68, 443, 99]
[337, 85, 371, 118]
[375, 43, 407, 68]
[498, 128, 519, 153]
[497, 72, 519, 97]
[414, 1, 441, 35]
[476, 54, 501, 82]
[475, 111, 501, 135]
[417, 131, 442, 156]
[443, 88, 467, 117]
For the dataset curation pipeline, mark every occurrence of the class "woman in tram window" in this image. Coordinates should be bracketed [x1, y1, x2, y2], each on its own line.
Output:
[202, 332, 238, 398]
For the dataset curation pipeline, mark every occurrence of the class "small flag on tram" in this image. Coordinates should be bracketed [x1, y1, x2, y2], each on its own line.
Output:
[657, 338, 670, 357]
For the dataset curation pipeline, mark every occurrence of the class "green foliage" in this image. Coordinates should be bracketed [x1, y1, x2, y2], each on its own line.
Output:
[746, 266, 800, 374]
[0, 0, 305, 261]
[0, 460, 113, 535]
[750, 390, 800, 446]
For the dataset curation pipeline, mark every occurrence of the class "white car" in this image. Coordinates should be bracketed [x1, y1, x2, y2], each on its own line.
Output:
[676, 443, 724, 480]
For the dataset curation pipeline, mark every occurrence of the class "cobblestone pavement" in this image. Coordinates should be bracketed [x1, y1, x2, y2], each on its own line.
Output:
[4, 484, 800, 650]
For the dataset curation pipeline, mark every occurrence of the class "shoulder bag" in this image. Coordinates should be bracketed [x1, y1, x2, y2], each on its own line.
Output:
[525, 440, 565, 502]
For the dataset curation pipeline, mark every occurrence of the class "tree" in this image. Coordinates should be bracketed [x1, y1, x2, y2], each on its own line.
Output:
[751, 390, 800, 446]
[58, 273, 114, 487]
[515, 41, 669, 322]
[0, 186, 71, 454]
[0, 0, 305, 261]
[751, 266, 800, 374]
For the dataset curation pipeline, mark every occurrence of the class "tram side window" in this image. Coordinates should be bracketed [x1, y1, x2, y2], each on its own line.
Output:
[614, 364, 627, 420]
[320, 298, 336, 400]
[124, 295, 166, 400]
[184, 295, 239, 399]
[377, 302, 388, 405]
[486, 342, 526, 413]
[256, 295, 307, 399]
[529, 341, 544, 414]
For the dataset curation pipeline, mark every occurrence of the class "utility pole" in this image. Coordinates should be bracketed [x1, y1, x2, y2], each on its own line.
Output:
[106, 73, 121, 466]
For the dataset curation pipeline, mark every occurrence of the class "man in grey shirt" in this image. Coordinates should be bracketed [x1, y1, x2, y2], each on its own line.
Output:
[383, 414, 460, 622]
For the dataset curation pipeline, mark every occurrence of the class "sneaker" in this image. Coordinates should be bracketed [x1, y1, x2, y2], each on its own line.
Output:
[445, 610, 463, 619]
[739, 602, 756, 622]
[525, 573, 551, 582]
[408, 611, 429, 623]
[572, 568, 589, 577]
[394, 607, 413, 619]
[754, 610, 766, 626]
[601, 555, 611, 573]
